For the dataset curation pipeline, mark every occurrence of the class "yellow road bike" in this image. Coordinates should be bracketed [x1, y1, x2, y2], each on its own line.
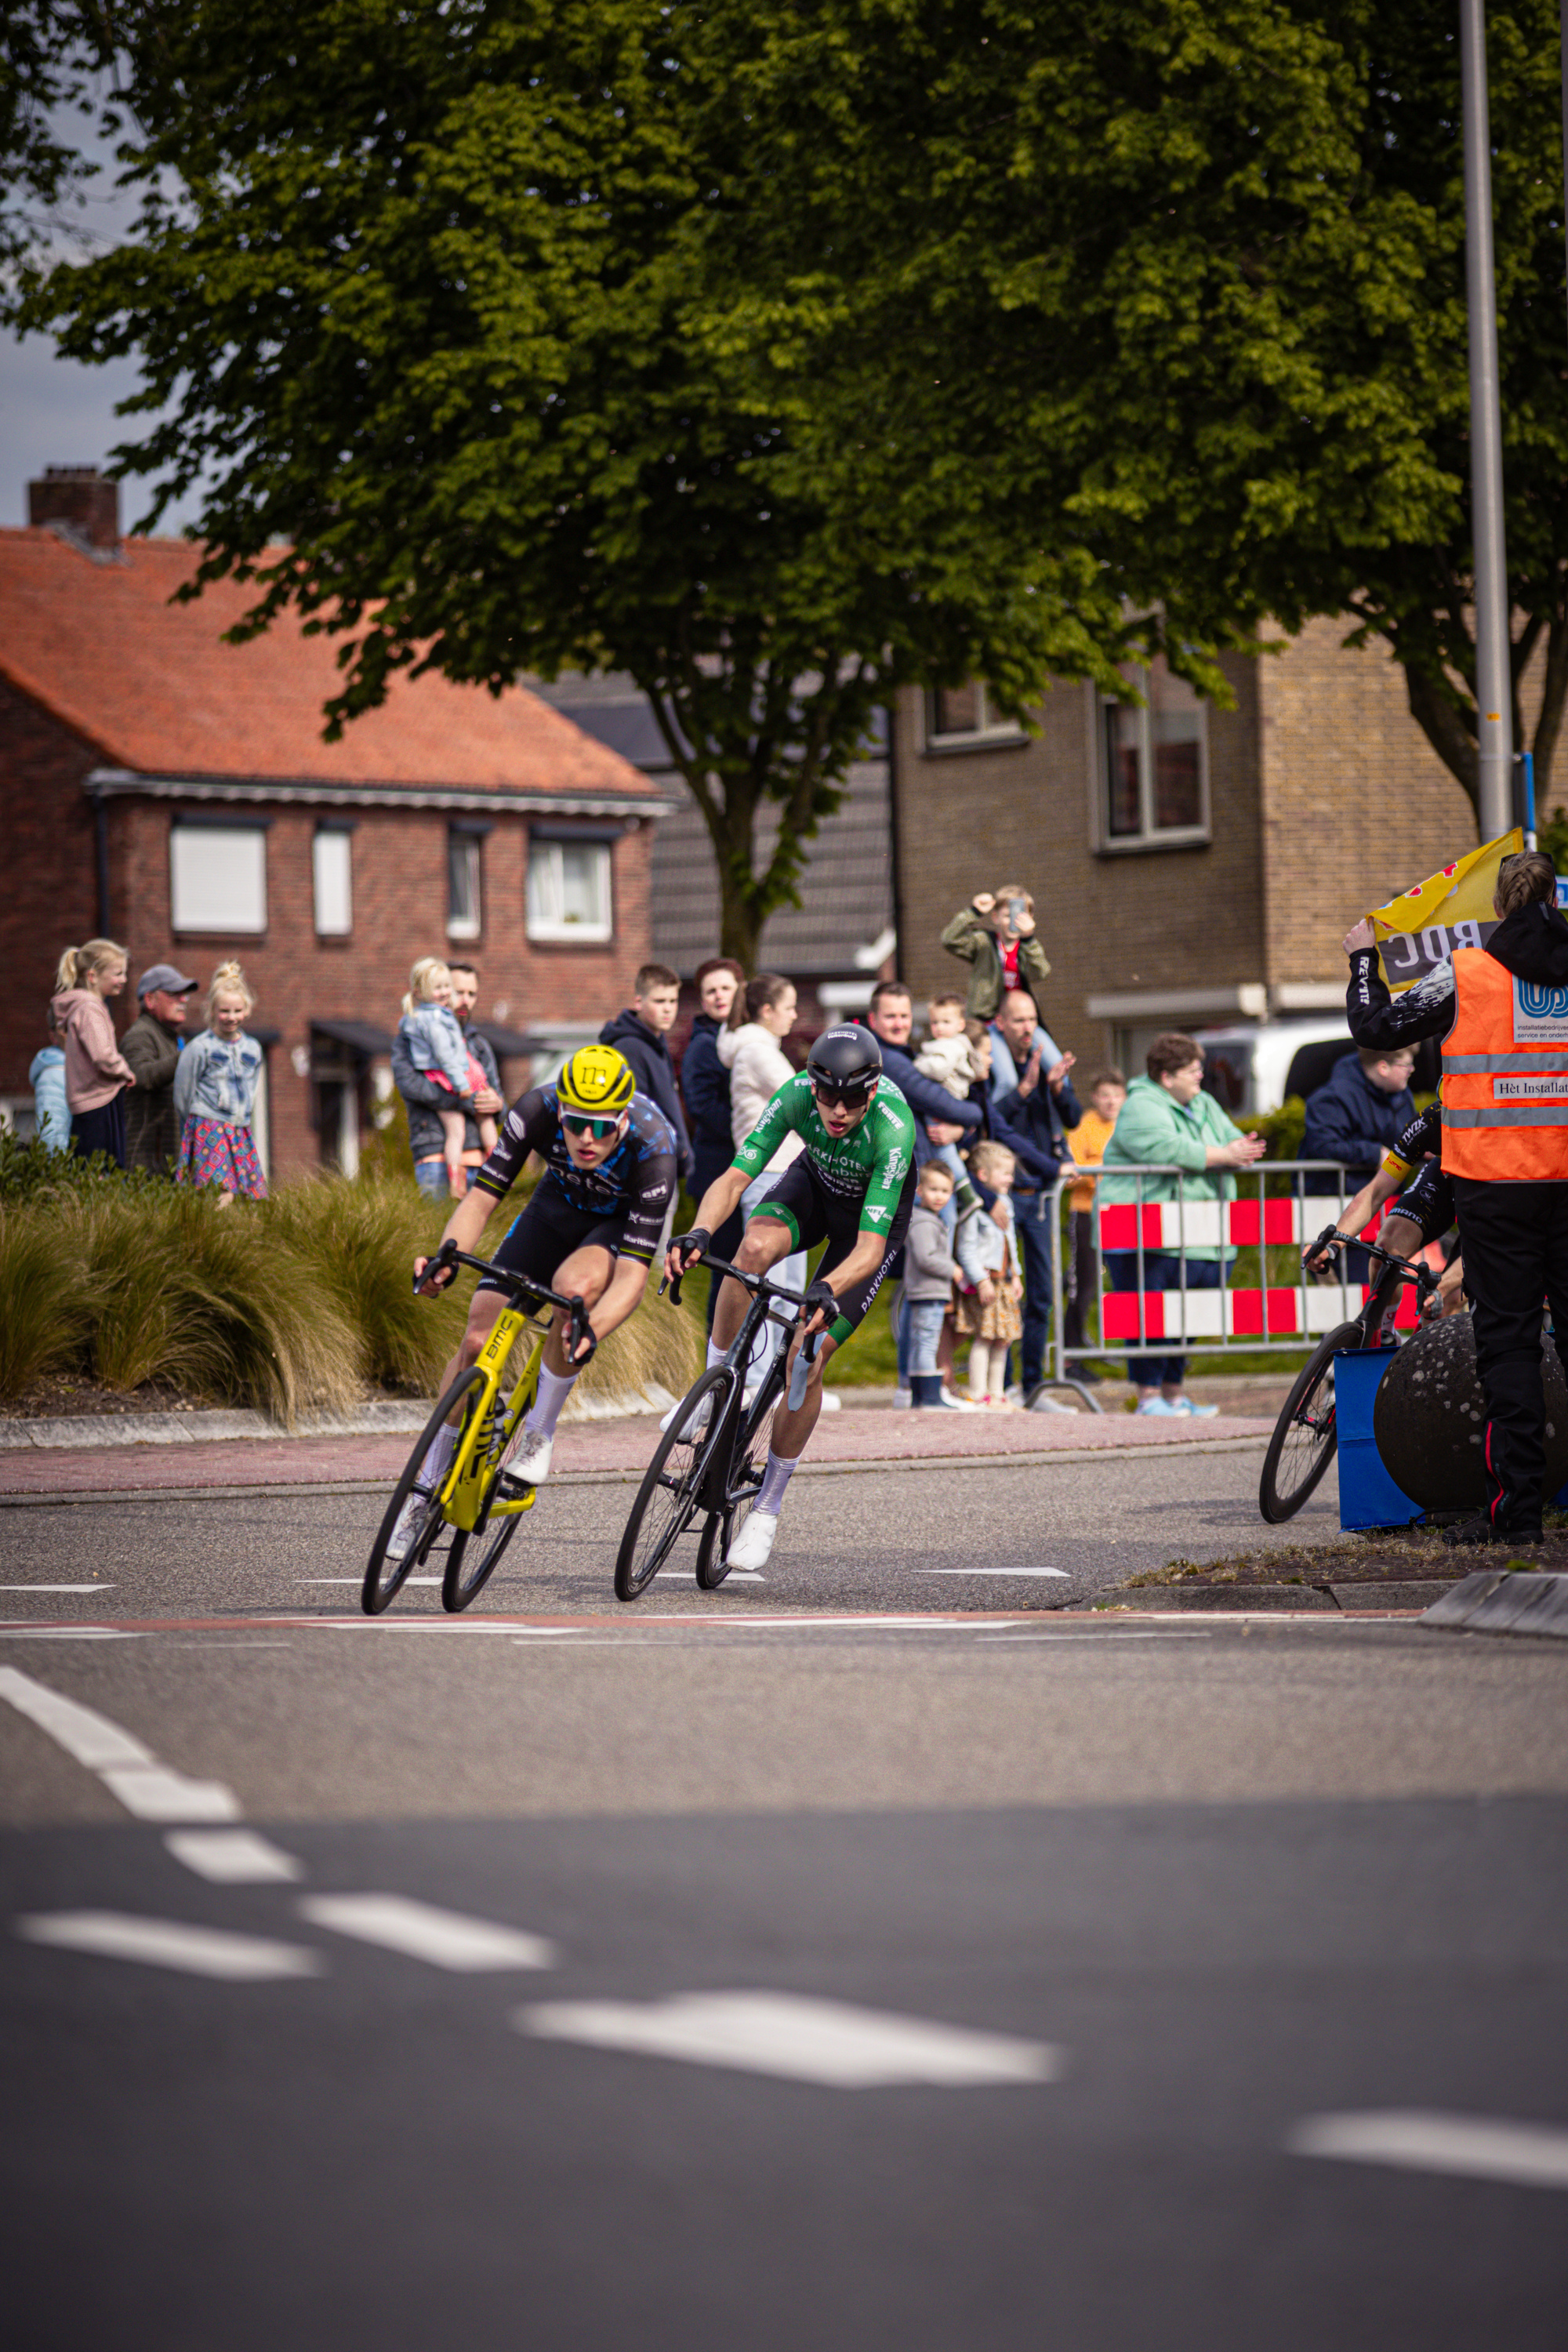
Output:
[362, 1245, 592, 1616]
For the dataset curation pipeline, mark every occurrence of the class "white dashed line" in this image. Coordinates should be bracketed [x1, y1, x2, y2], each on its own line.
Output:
[518, 1991, 1061, 2089]
[1290, 2111, 1568, 2190]
[916, 1567, 1070, 1578]
[16, 1911, 322, 1980]
[299, 1893, 556, 1972]
[0, 1585, 116, 1593]
[165, 1830, 304, 1883]
[0, 1627, 143, 1640]
[0, 1665, 240, 1822]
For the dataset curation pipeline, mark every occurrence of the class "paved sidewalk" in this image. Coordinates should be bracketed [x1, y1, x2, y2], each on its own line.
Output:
[0, 1403, 1272, 1499]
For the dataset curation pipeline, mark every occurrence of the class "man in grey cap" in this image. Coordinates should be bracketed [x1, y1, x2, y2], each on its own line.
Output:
[123, 964, 198, 1174]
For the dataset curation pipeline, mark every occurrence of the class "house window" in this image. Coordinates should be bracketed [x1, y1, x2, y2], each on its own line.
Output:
[169, 822, 267, 933]
[312, 826, 353, 936]
[448, 827, 484, 941]
[1098, 656, 1208, 849]
[527, 836, 612, 942]
[924, 682, 1022, 748]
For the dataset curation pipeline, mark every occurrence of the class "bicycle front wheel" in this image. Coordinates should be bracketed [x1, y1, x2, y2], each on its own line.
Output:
[1258, 1323, 1360, 1523]
[363, 1367, 487, 1614]
[615, 1367, 733, 1602]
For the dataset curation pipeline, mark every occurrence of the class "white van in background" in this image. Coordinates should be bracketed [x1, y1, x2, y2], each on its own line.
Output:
[1192, 1019, 1441, 1118]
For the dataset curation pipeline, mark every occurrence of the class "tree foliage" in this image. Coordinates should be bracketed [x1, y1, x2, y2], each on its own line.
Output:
[699, 0, 1568, 822]
[20, 0, 1169, 965]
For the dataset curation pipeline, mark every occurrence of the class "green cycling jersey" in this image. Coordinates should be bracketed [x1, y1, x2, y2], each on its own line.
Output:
[730, 1071, 918, 1235]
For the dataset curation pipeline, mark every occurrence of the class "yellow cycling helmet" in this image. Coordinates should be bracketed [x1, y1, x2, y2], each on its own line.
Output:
[557, 1044, 635, 1117]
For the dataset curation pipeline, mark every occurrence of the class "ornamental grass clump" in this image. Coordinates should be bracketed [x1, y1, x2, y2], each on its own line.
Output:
[261, 1174, 463, 1395]
[0, 1169, 702, 1423]
[71, 1187, 361, 1424]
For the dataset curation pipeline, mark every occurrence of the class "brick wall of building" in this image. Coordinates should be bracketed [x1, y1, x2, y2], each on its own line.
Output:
[0, 697, 660, 1173]
[893, 655, 1268, 1067]
[0, 677, 104, 1096]
[1255, 617, 1478, 989]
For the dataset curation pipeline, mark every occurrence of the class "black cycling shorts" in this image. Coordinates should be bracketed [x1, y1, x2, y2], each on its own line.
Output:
[476, 1181, 629, 1301]
[1388, 1156, 1455, 1249]
[747, 1156, 915, 1344]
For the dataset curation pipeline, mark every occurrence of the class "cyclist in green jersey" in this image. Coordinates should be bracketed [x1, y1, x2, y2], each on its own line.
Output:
[665, 1025, 917, 1570]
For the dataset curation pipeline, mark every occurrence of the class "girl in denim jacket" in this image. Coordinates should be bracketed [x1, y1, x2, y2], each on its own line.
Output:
[174, 963, 267, 1201]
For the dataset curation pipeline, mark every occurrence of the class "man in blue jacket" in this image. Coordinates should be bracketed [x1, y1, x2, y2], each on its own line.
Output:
[861, 981, 984, 1161]
[987, 989, 1082, 1406]
[1302, 1044, 1416, 1279]
[1303, 1047, 1416, 1188]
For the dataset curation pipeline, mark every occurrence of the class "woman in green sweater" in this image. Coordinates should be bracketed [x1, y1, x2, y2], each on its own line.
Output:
[1098, 1033, 1267, 1415]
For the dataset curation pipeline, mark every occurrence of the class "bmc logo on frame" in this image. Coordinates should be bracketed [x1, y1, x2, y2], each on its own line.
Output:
[1512, 979, 1568, 1044]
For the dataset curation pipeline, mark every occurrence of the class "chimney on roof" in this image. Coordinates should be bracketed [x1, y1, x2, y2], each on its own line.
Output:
[28, 465, 120, 550]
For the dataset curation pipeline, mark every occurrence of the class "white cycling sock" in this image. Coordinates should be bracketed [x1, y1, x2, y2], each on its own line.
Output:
[525, 1364, 578, 1439]
[419, 1421, 458, 1493]
[706, 1338, 727, 1373]
[754, 1447, 801, 1519]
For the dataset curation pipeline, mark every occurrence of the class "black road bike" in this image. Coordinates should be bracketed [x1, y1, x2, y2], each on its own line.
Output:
[614, 1255, 816, 1602]
[1257, 1229, 1439, 1524]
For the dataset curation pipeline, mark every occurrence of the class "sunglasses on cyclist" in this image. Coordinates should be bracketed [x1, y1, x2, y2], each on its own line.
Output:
[562, 1112, 622, 1140]
[811, 1079, 873, 1111]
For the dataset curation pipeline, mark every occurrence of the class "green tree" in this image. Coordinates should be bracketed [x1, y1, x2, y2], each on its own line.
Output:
[703, 0, 1568, 826]
[21, 0, 1167, 967]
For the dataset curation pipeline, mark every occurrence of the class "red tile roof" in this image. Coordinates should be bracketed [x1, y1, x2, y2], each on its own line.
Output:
[0, 528, 659, 799]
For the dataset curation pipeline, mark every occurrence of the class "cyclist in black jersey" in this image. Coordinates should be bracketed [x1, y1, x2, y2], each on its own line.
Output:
[1303, 1098, 1465, 1317]
[395, 1046, 675, 1530]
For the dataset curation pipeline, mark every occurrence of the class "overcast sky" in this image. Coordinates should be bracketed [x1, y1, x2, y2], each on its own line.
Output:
[2, 113, 205, 535]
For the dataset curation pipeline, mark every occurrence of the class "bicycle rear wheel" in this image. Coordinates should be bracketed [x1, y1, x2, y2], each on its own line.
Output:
[615, 1367, 732, 1602]
[363, 1368, 486, 1614]
[1258, 1322, 1360, 1523]
[695, 1386, 779, 1591]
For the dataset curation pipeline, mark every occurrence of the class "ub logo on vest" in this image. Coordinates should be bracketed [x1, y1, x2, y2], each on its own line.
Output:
[1512, 979, 1568, 1046]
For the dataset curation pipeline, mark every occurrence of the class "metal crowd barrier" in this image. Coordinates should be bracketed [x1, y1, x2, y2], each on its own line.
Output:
[1042, 1159, 1414, 1413]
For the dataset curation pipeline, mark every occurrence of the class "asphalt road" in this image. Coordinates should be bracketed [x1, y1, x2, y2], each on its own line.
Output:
[0, 1439, 1336, 1617]
[2, 1466, 1566, 2350]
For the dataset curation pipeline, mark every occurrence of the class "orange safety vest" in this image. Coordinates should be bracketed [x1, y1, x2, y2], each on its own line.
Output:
[1441, 947, 1568, 1180]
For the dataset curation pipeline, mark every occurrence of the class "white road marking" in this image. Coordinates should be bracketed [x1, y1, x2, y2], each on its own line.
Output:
[100, 1767, 241, 1821]
[298, 1577, 441, 1586]
[165, 1830, 304, 1883]
[299, 1893, 556, 1972]
[1290, 2111, 1568, 2190]
[0, 1627, 143, 1640]
[16, 1911, 321, 1980]
[518, 1991, 1061, 2089]
[0, 1665, 241, 1822]
[978, 1630, 1214, 1642]
[916, 1567, 1070, 1578]
[0, 1584, 116, 1592]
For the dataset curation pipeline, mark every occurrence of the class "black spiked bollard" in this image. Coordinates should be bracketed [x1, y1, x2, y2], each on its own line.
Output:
[1373, 1316, 1568, 1512]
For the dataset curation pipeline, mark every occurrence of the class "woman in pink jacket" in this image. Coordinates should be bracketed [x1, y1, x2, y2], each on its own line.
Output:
[51, 939, 136, 1168]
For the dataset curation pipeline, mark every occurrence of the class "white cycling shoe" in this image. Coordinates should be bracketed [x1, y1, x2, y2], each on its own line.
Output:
[386, 1488, 430, 1562]
[509, 1428, 554, 1485]
[726, 1509, 779, 1571]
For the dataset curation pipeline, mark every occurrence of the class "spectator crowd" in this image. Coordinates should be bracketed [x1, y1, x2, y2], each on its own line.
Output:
[30, 891, 1404, 1410]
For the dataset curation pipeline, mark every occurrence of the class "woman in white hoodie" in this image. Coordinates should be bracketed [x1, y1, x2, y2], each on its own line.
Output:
[717, 973, 808, 1385]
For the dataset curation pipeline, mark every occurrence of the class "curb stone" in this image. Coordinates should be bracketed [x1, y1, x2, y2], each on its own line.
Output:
[1422, 1568, 1568, 1639]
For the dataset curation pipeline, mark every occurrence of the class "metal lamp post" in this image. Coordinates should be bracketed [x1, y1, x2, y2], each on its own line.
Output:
[1461, 0, 1514, 840]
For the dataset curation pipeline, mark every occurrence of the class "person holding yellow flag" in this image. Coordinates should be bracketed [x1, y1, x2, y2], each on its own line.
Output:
[1341, 848, 1568, 1546]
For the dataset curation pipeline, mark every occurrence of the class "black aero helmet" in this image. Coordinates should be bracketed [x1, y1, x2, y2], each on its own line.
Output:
[807, 1023, 883, 1100]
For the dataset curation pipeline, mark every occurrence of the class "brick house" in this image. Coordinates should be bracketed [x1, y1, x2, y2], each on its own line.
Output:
[891, 627, 1490, 1085]
[1, 470, 671, 1176]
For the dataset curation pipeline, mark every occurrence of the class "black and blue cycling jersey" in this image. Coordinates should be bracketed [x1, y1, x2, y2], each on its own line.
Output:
[473, 1085, 677, 1262]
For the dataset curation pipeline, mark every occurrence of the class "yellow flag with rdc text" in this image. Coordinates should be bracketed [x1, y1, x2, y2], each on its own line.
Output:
[1367, 829, 1523, 995]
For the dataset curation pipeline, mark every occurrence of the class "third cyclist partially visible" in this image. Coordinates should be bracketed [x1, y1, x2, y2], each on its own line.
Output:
[663, 1025, 917, 1573]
